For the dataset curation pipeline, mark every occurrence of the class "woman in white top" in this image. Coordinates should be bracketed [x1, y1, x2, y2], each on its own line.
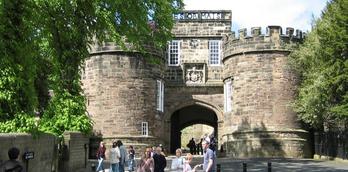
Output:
[171, 148, 184, 171]
[109, 142, 121, 172]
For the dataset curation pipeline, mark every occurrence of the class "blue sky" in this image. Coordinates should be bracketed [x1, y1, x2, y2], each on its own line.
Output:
[183, 0, 328, 33]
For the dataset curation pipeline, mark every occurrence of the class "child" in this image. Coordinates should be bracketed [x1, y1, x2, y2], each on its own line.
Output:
[128, 145, 135, 171]
[183, 153, 201, 172]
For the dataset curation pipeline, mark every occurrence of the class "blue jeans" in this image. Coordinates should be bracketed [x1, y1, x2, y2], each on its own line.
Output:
[96, 158, 104, 172]
[119, 163, 125, 172]
[110, 163, 120, 172]
[128, 159, 135, 171]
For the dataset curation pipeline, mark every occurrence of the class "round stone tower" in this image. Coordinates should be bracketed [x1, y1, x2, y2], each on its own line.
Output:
[82, 42, 165, 150]
[222, 26, 311, 158]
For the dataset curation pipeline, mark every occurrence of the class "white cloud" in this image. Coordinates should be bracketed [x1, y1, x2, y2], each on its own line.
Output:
[183, 0, 327, 33]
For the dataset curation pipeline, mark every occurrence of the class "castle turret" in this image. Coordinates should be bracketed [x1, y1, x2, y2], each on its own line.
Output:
[222, 26, 310, 158]
[82, 42, 165, 151]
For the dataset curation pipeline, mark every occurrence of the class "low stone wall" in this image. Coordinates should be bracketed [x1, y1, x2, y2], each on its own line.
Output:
[59, 131, 89, 172]
[223, 129, 311, 158]
[0, 133, 58, 172]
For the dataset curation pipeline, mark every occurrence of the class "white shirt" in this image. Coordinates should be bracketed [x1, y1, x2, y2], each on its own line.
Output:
[183, 162, 192, 172]
[171, 156, 184, 170]
[109, 147, 121, 164]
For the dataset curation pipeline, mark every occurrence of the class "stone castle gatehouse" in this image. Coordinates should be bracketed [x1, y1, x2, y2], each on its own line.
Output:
[82, 10, 311, 158]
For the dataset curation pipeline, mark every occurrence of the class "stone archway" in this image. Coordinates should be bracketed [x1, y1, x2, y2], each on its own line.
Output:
[169, 104, 219, 153]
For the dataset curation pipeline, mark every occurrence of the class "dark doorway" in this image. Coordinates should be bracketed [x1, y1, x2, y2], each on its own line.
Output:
[170, 104, 218, 153]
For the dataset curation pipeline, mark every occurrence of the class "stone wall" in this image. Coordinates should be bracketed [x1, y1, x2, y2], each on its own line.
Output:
[82, 43, 167, 155]
[162, 11, 231, 153]
[166, 10, 231, 86]
[172, 10, 231, 37]
[223, 51, 300, 132]
[164, 38, 225, 85]
[82, 51, 165, 138]
[222, 26, 310, 158]
[0, 133, 57, 172]
[59, 132, 89, 172]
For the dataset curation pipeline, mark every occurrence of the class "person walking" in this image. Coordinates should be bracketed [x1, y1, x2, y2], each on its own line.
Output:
[187, 138, 196, 155]
[197, 138, 203, 155]
[0, 147, 26, 172]
[209, 135, 216, 152]
[136, 147, 154, 172]
[128, 145, 136, 172]
[153, 146, 166, 172]
[96, 141, 106, 172]
[202, 140, 216, 172]
[117, 140, 127, 172]
[109, 142, 121, 172]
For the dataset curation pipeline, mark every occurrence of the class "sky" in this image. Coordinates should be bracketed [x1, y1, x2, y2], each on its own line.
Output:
[183, 0, 328, 33]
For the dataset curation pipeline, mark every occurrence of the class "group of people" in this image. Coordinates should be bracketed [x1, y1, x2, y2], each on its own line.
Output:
[186, 138, 203, 155]
[172, 140, 216, 172]
[137, 146, 167, 172]
[96, 141, 169, 172]
[96, 139, 216, 172]
[0, 139, 216, 172]
[187, 135, 217, 155]
[96, 140, 135, 172]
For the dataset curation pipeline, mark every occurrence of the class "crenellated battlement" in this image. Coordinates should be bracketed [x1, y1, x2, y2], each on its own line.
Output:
[223, 26, 305, 60]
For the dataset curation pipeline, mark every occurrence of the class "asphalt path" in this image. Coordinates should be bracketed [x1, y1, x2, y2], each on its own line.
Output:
[82, 155, 348, 172]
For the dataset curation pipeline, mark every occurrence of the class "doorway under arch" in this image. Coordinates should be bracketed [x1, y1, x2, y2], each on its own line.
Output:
[170, 104, 218, 153]
[181, 124, 214, 150]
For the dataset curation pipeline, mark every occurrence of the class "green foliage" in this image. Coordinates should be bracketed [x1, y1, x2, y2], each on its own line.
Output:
[0, 0, 182, 135]
[39, 91, 92, 136]
[0, 0, 38, 127]
[290, 0, 348, 129]
[0, 113, 37, 133]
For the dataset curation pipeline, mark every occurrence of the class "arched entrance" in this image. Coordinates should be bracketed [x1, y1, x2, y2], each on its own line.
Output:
[170, 104, 218, 153]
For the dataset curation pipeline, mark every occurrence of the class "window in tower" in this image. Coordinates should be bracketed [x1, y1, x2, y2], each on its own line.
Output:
[156, 80, 164, 112]
[224, 80, 232, 112]
[142, 122, 148, 136]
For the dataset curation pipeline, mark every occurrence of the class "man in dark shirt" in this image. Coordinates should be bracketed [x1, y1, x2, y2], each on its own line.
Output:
[153, 146, 166, 172]
[187, 138, 196, 155]
[0, 147, 26, 172]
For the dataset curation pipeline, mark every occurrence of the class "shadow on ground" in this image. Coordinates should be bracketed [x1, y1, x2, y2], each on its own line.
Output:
[78, 156, 348, 172]
[218, 157, 348, 172]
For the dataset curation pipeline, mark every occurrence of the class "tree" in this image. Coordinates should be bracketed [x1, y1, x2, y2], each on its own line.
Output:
[0, 0, 183, 135]
[0, 0, 39, 132]
[290, 0, 348, 130]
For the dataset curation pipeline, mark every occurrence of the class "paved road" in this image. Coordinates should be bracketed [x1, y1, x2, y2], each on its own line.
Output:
[217, 157, 348, 172]
[82, 156, 348, 172]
